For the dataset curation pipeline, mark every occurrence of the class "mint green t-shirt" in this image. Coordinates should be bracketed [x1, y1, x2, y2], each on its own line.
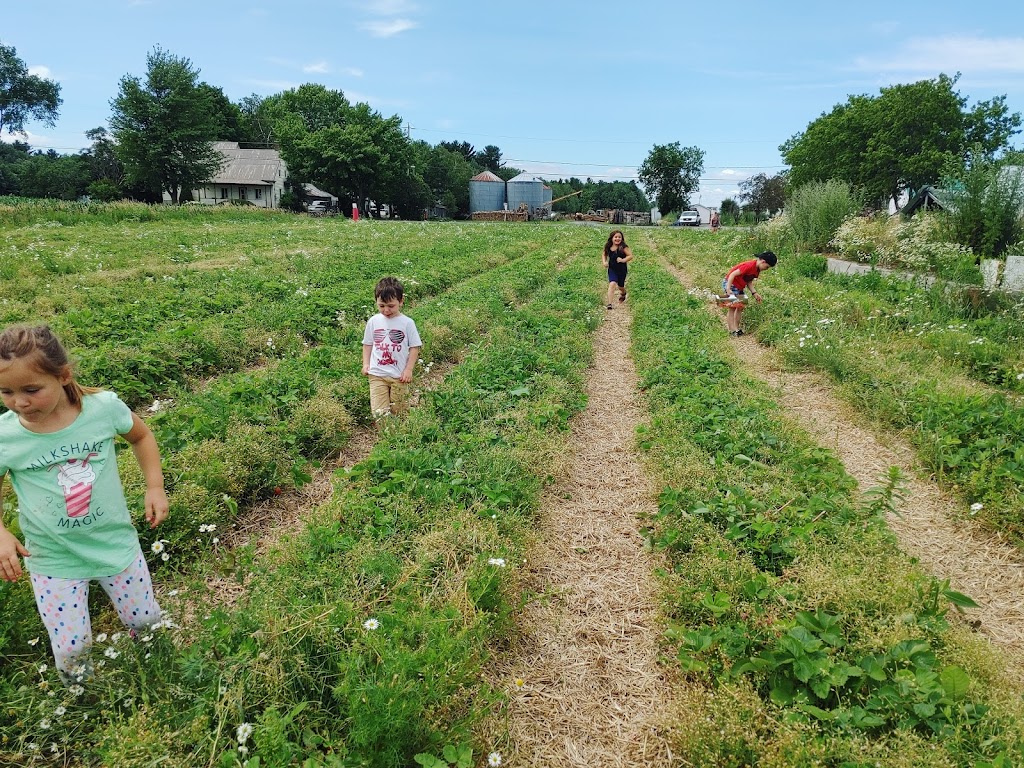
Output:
[0, 390, 142, 578]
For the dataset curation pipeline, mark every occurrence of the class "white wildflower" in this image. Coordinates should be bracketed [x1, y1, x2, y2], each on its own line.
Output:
[236, 723, 253, 744]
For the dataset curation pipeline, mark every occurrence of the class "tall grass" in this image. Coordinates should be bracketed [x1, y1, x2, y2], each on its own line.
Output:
[785, 179, 861, 252]
[0, 196, 293, 227]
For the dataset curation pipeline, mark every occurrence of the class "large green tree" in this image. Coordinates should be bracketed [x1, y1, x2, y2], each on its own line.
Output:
[738, 172, 786, 220]
[638, 142, 704, 214]
[264, 84, 416, 215]
[0, 43, 61, 136]
[781, 73, 1021, 210]
[17, 149, 90, 200]
[109, 47, 224, 203]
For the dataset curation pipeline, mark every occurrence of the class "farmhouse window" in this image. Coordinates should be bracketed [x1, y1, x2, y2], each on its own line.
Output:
[220, 188, 228, 199]
[239, 188, 247, 200]
[255, 188, 262, 200]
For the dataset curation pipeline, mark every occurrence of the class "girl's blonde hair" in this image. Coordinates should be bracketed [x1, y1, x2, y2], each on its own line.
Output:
[0, 324, 100, 406]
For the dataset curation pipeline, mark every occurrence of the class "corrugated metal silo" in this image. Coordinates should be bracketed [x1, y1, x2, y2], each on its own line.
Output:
[507, 172, 546, 216]
[469, 170, 506, 213]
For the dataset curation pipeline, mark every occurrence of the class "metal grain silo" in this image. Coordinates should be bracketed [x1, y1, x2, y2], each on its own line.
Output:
[469, 170, 506, 213]
[506, 172, 546, 216]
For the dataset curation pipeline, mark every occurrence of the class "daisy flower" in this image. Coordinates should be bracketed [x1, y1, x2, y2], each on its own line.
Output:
[488, 752, 503, 766]
[363, 618, 380, 631]
[487, 558, 506, 568]
[237, 723, 253, 744]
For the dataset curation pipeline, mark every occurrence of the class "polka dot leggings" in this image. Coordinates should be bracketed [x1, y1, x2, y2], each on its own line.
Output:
[29, 551, 161, 681]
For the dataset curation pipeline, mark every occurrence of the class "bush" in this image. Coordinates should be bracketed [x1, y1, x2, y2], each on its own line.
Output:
[941, 156, 1024, 259]
[786, 180, 860, 252]
[831, 212, 979, 280]
[749, 212, 792, 254]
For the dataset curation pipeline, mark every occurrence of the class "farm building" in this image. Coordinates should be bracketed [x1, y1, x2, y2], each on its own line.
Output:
[469, 170, 506, 213]
[506, 173, 552, 218]
[165, 142, 288, 208]
[902, 185, 956, 215]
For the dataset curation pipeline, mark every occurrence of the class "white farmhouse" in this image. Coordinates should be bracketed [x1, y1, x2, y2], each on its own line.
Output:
[164, 142, 287, 208]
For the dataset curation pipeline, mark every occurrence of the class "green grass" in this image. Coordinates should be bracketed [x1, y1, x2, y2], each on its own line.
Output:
[627, 250, 1024, 766]
[3, 205, 1023, 766]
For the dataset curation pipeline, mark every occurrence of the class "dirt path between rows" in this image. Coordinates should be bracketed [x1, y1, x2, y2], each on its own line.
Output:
[490, 302, 677, 766]
[657, 250, 1024, 683]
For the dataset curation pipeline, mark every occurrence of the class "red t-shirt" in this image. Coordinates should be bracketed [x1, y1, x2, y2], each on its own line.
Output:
[725, 259, 761, 290]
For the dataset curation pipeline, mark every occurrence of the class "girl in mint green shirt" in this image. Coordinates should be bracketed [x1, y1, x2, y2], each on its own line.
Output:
[0, 324, 168, 683]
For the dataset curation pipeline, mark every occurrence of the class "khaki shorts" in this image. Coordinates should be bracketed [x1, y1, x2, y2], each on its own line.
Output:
[368, 375, 411, 419]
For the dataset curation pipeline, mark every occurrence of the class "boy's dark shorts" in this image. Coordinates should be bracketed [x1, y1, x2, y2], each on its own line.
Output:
[608, 266, 627, 287]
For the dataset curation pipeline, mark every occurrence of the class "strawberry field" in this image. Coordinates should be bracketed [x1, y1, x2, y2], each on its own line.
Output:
[1, 200, 1023, 767]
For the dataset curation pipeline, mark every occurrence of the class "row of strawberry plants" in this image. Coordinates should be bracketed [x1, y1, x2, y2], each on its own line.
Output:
[1, 218, 548, 409]
[628, 258, 1023, 766]
[651, 228, 1024, 544]
[1, 244, 604, 766]
[0, 225, 593, 671]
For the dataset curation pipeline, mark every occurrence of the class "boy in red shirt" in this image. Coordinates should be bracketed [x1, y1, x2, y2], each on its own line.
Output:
[722, 251, 777, 336]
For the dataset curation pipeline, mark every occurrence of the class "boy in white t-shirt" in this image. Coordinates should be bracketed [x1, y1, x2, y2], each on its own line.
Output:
[361, 277, 422, 424]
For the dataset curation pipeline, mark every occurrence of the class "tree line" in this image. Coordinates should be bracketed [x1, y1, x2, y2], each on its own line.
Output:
[3, 41, 1021, 223]
[1, 44, 653, 218]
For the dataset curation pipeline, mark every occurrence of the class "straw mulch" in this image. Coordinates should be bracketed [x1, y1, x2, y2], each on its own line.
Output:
[658, 252, 1024, 681]
[746, 348, 1024, 676]
[488, 302, 678, 767]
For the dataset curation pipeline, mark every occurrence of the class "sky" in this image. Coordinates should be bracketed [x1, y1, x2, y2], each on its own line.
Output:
[5, 0, 1024, 210]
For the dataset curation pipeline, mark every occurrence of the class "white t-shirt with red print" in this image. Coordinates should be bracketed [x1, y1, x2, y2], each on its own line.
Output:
[362, 313, 422, 379]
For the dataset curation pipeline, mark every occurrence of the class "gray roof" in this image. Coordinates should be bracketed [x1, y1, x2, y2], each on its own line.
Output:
[507, 172, 545, 184]
[302, 182, 338, 201]
[209, 141, 284, 185]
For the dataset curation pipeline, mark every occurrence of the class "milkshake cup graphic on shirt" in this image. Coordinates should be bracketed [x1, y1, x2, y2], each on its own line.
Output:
[50, 453, 99, 518]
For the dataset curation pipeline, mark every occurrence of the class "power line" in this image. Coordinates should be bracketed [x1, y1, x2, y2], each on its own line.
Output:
[505, 157, 786, 170]
[412, 126, 782, 146]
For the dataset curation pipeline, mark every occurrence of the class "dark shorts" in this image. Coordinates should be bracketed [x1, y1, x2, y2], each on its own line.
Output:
[608, 266, 627, 287]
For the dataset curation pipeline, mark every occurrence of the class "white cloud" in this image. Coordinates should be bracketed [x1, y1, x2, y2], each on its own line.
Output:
[360, 19, 417, 38]
[303, 61, 330, 74]
[27, 65, 52, 78]
[341, 67, 365, 78]
[856, 36, 1024, 74]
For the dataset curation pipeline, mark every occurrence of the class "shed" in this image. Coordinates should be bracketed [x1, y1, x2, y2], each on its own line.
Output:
[903, 186, 956, 215]
[302, 182, 339, 208]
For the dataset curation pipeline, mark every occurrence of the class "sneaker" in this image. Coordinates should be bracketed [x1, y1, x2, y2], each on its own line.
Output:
[619, 291, 627, 302]
[736, 329, 745, 336]
[606, 304, 613, 310]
